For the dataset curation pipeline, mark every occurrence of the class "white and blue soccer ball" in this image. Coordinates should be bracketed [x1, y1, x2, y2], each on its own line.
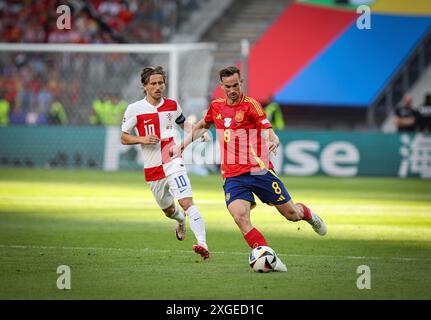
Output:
[249, 246, 278, 273]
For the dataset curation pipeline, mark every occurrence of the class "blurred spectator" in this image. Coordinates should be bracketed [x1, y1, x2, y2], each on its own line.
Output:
[16, 83, 33, 114]
[89, 96, 105, 125]
[37, 84, 53, 115]
[416, 94, 431, 133]
[9, 107, 26, 124]
[0, 96, 10, 126]
[89, 95, 126, 125]
[264, 98, 285, 130]
[47, 100, 68, 125]
[394, 95, 418, 132]
[110, 95, 128, 124]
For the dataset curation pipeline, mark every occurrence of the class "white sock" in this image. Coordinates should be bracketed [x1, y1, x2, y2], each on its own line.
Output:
[186, 205, 207, 248]
[169, 206, 185, 224]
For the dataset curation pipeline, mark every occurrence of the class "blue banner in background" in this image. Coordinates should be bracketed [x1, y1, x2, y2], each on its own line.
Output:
[274, 14, 431, 106]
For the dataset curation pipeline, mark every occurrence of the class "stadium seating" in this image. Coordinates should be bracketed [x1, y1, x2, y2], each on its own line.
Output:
[0, 0, 206, 125]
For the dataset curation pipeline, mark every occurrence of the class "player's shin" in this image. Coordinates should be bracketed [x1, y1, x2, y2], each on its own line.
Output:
[186, 205, 207, 248]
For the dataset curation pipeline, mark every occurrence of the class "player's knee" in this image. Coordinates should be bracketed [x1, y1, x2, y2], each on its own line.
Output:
[163, 205, 176, 217]
[178, 198, 193, 211]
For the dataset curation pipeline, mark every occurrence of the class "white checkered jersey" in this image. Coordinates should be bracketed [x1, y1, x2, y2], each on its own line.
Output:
[121, 98, 186, 181]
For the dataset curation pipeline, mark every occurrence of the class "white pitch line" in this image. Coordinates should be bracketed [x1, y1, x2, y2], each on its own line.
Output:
[0, 244, 429, 262]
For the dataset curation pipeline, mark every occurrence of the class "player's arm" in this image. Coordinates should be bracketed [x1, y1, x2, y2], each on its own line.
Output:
[171, 102, 214, 158]
[175, 113, 208, 141]
[394, 115, 415, 126]
[252, 101, 279, 154]
[171, 119, 211, 157]
[120, 107, 159, 145]
[175, 108, 211, 142]
[121, 131, 159, 145]
[178, 120, 211, 142]
[268, 128, 280, 153]
[182, 119, 212, 150]
[178, 119, 194, 136]
[261, 129, 279, 154]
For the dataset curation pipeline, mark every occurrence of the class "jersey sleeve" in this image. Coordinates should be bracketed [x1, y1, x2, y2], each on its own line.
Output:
[250, 101, 272, 129]
[121, 105, 137, 134]
[204, 104, 214, 123]
[175, 102, 186, 125]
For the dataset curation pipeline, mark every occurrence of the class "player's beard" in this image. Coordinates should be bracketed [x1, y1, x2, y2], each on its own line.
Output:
[229, 93, 239, 103]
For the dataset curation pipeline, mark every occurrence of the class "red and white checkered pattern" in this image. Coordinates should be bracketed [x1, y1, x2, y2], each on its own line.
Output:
[122, 98, 185, 181]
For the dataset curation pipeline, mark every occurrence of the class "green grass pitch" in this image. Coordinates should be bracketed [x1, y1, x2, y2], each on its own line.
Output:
[0, 168, 430, 299]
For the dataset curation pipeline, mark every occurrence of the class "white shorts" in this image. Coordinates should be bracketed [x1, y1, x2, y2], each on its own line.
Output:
[147, 170, 193, 210]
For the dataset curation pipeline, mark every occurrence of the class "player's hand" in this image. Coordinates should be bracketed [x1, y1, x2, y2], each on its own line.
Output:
[268, 140, 279, 155]
[169, 143, 184, 159]
[201, 132, 211, 142]
[141, 135, 160, 145]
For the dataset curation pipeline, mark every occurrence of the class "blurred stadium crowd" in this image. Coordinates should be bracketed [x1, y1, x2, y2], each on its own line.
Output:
[0, 0, 206, 126]
[0, 0, 203, 43]
[395, 94, 431, 133]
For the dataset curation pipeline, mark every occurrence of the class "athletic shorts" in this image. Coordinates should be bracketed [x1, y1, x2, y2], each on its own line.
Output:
[147, 170, 193, 210]
[223, 169, 291, 209]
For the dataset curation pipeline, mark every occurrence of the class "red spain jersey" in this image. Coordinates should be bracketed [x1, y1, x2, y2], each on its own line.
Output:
[204, 95, 274, 178]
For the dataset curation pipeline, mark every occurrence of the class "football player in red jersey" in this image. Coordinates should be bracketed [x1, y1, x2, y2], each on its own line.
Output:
[173, 66, 327, 270]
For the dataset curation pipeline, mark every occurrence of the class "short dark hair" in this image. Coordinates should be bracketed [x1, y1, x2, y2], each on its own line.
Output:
[141, 66, 166, 85]
[219, 66, 240, 81]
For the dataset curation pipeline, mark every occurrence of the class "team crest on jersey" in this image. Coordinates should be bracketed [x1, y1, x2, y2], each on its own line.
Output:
[166, 113, 173, 130]
[224, 118, 232, 128]
[235, 110, 244, 122]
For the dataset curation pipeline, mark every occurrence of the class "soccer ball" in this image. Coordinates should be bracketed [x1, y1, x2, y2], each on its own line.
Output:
[249, 246, 278, 273]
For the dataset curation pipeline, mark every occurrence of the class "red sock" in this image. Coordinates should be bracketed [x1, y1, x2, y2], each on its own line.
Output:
[297, 203, 311, 221]
[244, 228, 268, 248]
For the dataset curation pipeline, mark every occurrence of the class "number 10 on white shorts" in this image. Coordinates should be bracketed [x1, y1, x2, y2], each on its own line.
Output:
[148, 171, 193, 209]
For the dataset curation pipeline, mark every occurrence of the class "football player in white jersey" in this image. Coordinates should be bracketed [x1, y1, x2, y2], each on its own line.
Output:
[121, 66, 209, 259]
